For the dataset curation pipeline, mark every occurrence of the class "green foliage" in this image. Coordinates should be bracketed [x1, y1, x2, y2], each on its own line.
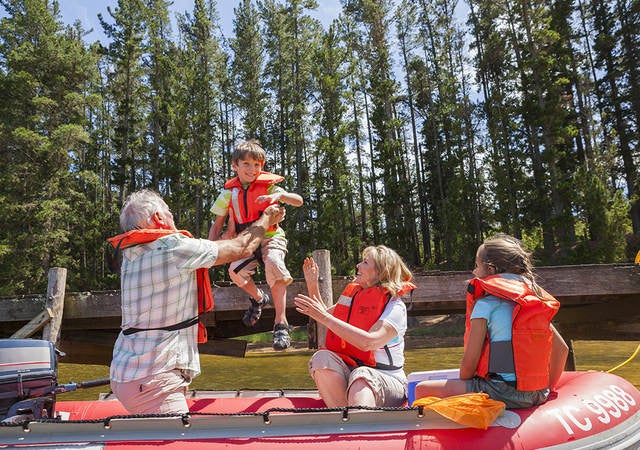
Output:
[0, 0, 100, 294]
[0, 0, 638, 295]
[564, 155, 632, 264]
[232, 0, 267, 139]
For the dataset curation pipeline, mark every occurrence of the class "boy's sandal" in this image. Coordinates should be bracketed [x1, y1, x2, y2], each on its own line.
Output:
[242, 292, 270, 328]
[272, 323, 291, 350]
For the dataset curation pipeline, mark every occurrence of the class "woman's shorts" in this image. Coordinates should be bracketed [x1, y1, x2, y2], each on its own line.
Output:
[308, 349, 407, 407]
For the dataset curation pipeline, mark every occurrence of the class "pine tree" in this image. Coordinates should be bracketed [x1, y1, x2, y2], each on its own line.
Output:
[99, 0, 149, 200]
[176, 0, 225, 236]
[231, 0, 267, 139]
[343, 0, 419, 263]
[307, 21, 357, 272]
[0, 0, 99, 293]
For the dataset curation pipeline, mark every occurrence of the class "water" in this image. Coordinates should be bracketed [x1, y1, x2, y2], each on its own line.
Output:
[56, 342, 639, 401]
[56, 347, 464, 401]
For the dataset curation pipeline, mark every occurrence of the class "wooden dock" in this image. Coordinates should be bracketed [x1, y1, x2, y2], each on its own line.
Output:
[1, 259, 639, 365]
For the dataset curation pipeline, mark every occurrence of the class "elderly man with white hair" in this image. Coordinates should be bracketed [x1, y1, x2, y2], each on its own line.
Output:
[107, 189, 285, 414]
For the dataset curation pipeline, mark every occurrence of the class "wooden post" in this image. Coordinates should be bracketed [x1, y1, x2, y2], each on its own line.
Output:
[42, 267, 67, 345]
[308, 249, 333, 349]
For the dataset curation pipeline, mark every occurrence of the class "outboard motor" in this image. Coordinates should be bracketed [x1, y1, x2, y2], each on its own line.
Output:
[0, 339, 57, 422]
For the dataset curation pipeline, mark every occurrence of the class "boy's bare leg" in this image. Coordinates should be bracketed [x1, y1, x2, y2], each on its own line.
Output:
[271, 280, 288, 325]
[271, 280, 291, 350]
[228, 267, 263, 301]
[240, 279, 262, 301]
[229, 266, 269, 328]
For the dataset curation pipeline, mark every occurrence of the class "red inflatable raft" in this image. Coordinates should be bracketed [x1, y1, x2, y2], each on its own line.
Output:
[1, 339, 639, 449]
[0, 370, 638, 449]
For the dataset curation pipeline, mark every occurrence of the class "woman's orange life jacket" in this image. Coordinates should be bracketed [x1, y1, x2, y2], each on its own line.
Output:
[225, 172, 284, 233]
[325, 281, 415, 370]
[107, 229, 214, 344]
[464, 275, 560, 391]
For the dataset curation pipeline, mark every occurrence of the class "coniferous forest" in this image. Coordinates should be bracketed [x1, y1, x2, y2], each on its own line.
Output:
[0, 0, 638, 295]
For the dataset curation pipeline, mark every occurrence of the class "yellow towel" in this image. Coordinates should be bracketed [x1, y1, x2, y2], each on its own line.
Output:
[412, 393, 506, 430]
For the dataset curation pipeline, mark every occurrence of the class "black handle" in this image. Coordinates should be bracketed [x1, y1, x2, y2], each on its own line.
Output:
[75, 377, 111, 389]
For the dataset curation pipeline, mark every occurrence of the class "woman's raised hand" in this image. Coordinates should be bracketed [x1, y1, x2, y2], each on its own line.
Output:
[303, 257, 319, 286]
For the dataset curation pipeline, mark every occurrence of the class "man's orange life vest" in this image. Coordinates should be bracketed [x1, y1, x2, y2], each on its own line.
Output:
[225, 172, 284, 233]
[464, 275, 560, 391]
[107, 229, 214, 343]
[325, 281, 415, 370]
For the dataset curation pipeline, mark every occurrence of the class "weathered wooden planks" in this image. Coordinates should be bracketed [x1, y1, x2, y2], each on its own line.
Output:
[1, 263, 638, 345]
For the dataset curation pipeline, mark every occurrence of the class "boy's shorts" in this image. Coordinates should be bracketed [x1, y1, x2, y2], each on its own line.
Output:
[466, 376, 550, 409]
[229, 235, 293, 287]
[308, 349, 407, 407]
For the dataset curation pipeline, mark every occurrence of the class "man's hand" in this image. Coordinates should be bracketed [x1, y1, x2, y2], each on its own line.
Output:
[262, 204, 286, 227]
[215, 205, 285, 266]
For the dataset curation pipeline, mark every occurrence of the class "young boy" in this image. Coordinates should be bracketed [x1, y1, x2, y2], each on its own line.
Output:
[209, 139, 303, 350]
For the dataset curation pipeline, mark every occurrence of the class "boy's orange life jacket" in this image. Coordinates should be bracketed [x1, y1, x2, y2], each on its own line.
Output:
[107, 229, 214, 344]
[464, 275, 560, 391]
[225, 172, 284, 233]
[325, 281, 415, 370]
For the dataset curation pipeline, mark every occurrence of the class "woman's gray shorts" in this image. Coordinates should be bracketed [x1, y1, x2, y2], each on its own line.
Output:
[309, 349, 407, 407]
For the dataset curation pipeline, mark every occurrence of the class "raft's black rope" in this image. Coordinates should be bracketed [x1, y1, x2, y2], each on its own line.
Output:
[0, 405, 421, 428]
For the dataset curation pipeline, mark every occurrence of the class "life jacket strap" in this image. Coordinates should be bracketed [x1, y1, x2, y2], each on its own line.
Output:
[374, 362, 404, 371]
[488, 340, 515, 373]
[122, 314, 201, 335]
[351, 353, 403, 371]
[231, 244, 263, 269]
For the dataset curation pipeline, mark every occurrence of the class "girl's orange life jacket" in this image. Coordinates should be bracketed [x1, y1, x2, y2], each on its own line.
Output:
[464, 275, 560, 391]
[225, 172, 284, 233]
[325, 281, 415, 370]
[107, 229, 214, 344]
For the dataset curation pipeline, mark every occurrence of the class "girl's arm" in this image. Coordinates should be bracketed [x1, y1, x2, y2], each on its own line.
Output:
[459, 318, 486, 379]
[220, 215, 237, 239]
[277, 192, 303, 207]
[548, 323, 569, 389]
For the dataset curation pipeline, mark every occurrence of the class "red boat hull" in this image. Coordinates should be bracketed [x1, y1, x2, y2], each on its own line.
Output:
[2, 371, 639, 449]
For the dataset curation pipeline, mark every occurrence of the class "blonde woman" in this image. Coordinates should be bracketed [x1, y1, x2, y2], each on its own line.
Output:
[295, 245, 415, 407]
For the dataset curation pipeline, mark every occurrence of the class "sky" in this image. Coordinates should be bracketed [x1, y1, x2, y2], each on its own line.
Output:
[56, 0, 343, 44]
